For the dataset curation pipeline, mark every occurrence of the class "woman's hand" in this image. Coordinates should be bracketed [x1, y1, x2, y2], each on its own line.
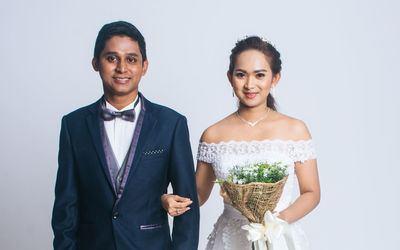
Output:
[161, 194, 192, 217]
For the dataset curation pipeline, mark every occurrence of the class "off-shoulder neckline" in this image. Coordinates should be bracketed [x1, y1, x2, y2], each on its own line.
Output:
[199, 139, 313, 146]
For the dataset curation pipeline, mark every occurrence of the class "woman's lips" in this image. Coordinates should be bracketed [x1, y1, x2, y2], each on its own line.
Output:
[244, 92, 257, 99]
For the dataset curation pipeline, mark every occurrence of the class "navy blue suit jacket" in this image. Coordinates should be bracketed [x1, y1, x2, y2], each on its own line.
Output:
[52, 95, 199, 250]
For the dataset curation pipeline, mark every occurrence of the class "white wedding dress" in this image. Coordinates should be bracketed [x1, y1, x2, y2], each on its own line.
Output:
[197, 139, 317, 250]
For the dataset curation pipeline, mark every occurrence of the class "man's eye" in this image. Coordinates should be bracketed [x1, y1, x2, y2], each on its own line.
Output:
[235, 72, 245, 78]
[107, 56, 117, 62]
[127, 57, 136, 63]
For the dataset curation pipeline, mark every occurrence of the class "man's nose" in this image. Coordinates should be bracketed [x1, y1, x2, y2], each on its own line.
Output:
[116, 60, 127, 73]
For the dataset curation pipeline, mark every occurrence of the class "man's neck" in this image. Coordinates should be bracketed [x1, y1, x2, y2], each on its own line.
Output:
[104, 92, 139, 111]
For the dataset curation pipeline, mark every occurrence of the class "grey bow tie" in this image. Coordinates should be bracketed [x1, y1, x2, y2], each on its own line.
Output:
[100, 97, 139, 122]
[101, 108, 136, 122]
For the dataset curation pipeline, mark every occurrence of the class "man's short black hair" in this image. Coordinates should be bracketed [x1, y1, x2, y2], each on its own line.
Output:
[94, 21, 147, 61]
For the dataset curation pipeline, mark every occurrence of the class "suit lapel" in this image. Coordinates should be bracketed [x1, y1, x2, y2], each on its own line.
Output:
[86, 99, 116, 195]
[125, 97, 158, 183]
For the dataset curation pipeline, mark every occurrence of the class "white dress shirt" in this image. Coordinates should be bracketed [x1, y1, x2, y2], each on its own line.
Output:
[104, 96, 141, 168]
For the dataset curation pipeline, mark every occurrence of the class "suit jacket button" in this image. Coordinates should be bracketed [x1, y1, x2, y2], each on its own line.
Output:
[113, 212, 119, 219]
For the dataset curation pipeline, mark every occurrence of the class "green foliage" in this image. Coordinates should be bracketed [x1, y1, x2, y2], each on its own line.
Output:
[220, 161, 288, 184]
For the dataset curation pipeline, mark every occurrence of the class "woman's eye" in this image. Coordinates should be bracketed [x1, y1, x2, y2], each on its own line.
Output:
[256, 73, 265, 78]
[107, 56, 117, 62]
[235, 72, 245, 78]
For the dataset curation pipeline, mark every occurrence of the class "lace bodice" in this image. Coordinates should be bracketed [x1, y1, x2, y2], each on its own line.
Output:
[197, 139, 316, 212]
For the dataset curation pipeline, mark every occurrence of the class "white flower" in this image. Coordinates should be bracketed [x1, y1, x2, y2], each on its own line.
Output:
[232, 176, 238, 184]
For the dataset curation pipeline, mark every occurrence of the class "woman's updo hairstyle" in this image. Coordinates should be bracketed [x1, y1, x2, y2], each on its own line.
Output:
[228, 36, 281, 111]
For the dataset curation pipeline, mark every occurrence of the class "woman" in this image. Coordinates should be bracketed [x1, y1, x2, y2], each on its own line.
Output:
[162, 36, 320, 250]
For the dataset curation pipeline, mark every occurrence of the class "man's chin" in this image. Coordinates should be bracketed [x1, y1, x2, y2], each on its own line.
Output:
[105, 89, 139, 98]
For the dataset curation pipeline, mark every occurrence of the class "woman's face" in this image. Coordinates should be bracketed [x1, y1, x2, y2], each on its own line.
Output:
[229, 49, 280, 109]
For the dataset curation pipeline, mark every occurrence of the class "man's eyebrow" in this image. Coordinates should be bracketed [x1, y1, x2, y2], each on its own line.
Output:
[103, 52, 139, 57]
[103, 51, 117, 55]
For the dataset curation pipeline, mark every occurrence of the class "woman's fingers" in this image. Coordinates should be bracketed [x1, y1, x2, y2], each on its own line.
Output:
[167, 195, 192, 208]
[173, 199, 193, 207]
[167, 200, 192, 214]
[172, 195, 191, 202]
[167, 197, 193, 217]
[161, 194, 193, 216]
[169, 206, 191, 217]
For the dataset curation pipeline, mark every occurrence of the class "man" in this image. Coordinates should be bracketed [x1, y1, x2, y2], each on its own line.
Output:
[52, 21, 199, 250]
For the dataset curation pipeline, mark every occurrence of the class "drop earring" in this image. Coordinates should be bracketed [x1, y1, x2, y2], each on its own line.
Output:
[271, 86, 276, 96]
[232, 89, 235, 97]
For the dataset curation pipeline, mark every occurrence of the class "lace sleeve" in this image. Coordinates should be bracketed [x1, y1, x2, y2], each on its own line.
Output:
[196, 142, 216, 164]
[290, 140, 317, 163]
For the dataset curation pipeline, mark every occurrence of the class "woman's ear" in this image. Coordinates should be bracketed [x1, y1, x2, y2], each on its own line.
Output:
[227, 71, 233, 87]
[271, 72, 281, 88]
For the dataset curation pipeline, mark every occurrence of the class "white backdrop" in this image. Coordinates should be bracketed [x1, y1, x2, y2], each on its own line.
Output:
[1, 0, 399, 249]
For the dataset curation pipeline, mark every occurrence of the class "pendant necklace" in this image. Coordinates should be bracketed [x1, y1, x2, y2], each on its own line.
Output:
[236, 108, 270, 127]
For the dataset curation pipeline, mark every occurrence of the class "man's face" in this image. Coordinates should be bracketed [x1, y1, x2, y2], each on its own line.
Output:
[92, 35, 148, 99]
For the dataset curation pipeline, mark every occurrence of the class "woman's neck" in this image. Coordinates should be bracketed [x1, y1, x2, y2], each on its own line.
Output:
[237, 104, 269, 122]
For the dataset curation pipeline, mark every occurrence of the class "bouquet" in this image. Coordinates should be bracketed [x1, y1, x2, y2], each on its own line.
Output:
[217, 162, 294, 250]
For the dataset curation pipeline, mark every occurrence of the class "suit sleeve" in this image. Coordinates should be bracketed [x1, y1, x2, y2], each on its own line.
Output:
[51, 116, 79, 250]
[169, 116, 200, 250]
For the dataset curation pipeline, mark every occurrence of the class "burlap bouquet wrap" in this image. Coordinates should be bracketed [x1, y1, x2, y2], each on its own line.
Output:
[220, 175, 288, 223]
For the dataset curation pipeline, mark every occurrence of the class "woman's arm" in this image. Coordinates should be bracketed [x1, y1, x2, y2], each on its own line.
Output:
[161, 160, 216, 216]
[278, 159, 320, 223]
[195, 161, 216, 206]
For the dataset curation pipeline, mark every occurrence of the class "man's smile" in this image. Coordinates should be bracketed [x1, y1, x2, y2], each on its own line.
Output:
[113, 77, 131, 84]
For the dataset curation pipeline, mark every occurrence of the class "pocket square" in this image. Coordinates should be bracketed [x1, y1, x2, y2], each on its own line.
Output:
[143, 149, 165, 156]
[140, 223, 163, 230]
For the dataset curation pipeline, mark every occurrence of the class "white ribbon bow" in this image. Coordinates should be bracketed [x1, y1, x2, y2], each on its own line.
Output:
[241, 211, 295, 250]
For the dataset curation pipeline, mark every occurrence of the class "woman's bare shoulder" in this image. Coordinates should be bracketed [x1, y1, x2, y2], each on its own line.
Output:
[200, 114, 235, 144]
[270, 111, 312, 141]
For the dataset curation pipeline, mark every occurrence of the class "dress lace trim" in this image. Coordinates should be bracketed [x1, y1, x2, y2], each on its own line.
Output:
[197, 139, 316, 164]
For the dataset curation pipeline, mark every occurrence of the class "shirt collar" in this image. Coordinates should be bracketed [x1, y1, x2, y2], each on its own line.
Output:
[105, 95, 140, 112]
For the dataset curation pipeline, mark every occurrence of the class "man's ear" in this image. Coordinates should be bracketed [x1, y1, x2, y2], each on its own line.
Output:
[92, 58, 99, 72]
[141, 60, 149, 76]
